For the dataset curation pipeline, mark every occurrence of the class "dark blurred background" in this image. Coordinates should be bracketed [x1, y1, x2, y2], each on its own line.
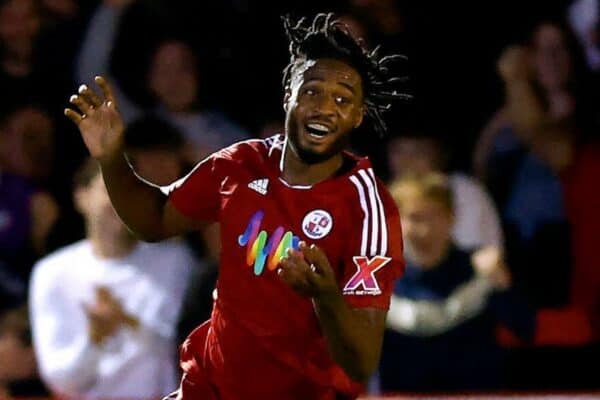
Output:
[1, 0, 599, 398]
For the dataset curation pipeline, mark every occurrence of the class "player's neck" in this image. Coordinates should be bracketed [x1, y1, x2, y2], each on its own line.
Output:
[281, 146, 343, 186]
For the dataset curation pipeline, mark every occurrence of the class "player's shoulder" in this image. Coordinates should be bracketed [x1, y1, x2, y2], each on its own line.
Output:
[343, 159, 397, 215]
[215, 135, 284, 165]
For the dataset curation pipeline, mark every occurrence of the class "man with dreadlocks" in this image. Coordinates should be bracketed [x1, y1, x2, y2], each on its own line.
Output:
[65, 13, 408, 400]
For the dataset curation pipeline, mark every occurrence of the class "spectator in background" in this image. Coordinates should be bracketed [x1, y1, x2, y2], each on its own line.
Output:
[40, 0, 78, 21]
[568, 0, 600, 73]
[473, 20, 592, 309]
[122, 115, 219, 343]
[76, 0, 248, 163]
[0, 105, 58, 311]
[123, 115, 190, 186]
[479, 24, 600, 384]
[475, 20, 600, 337]
[346, 0, 407, 53]
[0, 305, 48, 398]
[0, 0, 43, 109]
[29, 158, 195, 400]
[0, 0, 76, 110]
[379, 173, 534, 392]
[387, 134, 503, 250]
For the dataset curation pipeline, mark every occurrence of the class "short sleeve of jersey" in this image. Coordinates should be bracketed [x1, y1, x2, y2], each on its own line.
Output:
[341, 172, 404, 310]
[167, 144, 245, 223]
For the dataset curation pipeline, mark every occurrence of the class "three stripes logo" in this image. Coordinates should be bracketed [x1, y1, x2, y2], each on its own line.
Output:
[348, 168, 388, 257]
[248, 178, 269, 195]
[343, 168, 391, 296]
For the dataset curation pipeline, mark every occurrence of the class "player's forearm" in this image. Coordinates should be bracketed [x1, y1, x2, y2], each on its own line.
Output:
[99, 153, 170, 241]
[313, 293, 382, 382]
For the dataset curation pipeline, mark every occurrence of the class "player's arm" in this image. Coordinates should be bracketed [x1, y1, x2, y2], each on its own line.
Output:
[278, 243, 384, 382]
[314, 295, 385, 383]
[65, 76, 203, 241]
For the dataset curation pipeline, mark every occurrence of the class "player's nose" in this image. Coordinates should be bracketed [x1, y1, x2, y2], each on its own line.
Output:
[313, 95, 337, 117]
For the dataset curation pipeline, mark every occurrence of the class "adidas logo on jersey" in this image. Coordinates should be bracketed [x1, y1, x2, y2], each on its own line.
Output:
[248, 179, 269, 195]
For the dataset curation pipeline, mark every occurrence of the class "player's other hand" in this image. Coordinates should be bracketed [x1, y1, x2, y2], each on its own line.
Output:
[278, 242, 339, 301]
[65, 76, 125, 163]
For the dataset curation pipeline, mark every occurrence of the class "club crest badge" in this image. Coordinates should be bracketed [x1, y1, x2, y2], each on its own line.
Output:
[302, 209, 333, 240]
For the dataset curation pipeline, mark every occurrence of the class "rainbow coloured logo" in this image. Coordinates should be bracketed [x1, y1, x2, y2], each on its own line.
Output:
[238, 211, 300, 276]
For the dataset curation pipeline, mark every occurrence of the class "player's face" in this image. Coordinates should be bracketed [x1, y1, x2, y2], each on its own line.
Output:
[285, 58, 364, 164]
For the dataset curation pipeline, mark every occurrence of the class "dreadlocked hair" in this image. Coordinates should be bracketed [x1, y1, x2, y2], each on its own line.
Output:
[282, 13, 411, 137]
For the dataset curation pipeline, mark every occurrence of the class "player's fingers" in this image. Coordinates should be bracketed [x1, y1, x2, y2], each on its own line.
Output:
[95, 75, 116, 107]
[301, 243, 330, 276]
[78, 84, 102, 108]
[286, 247, 310, 269]
[64, 108, 83, 125]
[284, 255, 322, 293]
[70, 94, 92, 115]
[304, 264, 321, 287]
[278, 258, 310, 288]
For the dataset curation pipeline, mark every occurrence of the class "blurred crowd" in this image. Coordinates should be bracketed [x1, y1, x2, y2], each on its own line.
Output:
[0, 0, 599, 398]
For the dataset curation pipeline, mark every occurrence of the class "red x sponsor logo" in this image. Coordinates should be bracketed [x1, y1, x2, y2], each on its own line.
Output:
[343, 256, 391, 295]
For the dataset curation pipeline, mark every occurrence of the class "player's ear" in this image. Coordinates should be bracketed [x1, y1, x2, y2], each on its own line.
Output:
[354, 105, 365, 128]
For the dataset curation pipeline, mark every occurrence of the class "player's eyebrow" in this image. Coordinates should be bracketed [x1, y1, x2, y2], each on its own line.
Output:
[338, 81, 356, 94]
[304, 78, 357, 94]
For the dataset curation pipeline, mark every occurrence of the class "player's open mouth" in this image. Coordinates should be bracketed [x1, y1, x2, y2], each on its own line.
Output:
[305, 123, 331, 139]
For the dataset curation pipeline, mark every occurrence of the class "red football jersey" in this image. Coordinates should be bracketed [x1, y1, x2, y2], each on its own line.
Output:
[168, 135, 404, 400]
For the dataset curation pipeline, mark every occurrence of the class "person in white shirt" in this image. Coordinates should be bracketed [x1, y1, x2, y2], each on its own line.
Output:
[29, 158, 195, 400]
[386, 134, 504, 250]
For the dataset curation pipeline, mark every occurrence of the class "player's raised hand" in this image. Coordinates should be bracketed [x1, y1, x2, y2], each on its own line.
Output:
[64, 76, 125, 162]
[278, 242, 339, 301]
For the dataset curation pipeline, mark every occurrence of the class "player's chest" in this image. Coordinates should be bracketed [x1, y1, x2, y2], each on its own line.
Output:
[219, 176, 350, 275]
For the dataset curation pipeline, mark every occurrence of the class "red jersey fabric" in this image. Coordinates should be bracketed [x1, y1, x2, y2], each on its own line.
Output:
[167, 135, 404, 399]
[561, 143, 600, 337]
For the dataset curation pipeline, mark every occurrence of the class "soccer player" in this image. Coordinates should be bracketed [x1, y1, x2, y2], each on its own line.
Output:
[65, 13, 408, 400]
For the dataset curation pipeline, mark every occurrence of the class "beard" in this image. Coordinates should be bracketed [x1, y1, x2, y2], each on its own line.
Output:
[286, 124, 350, 165]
